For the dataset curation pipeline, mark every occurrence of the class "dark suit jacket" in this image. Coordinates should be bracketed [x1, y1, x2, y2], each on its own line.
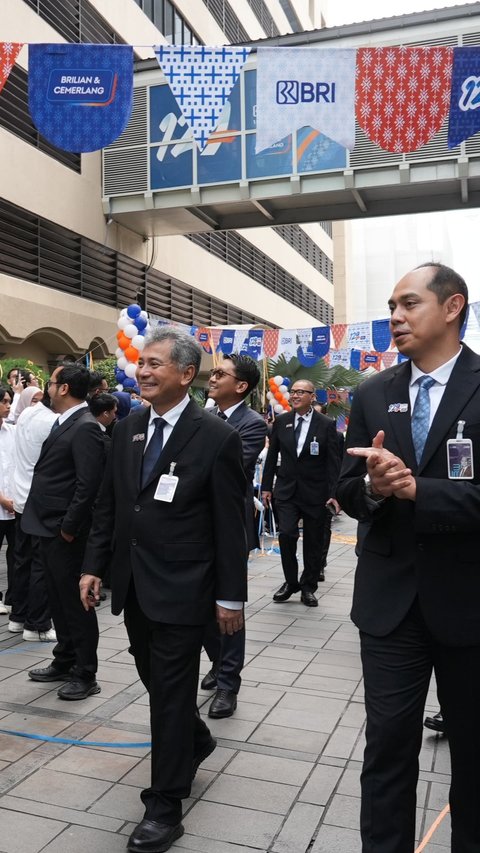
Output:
[211, 402, 267, 550]
[337, 344, 480, 647]
[261, 408, 340, 513]
[83, 398, 248, 625]
[22, 409, 105, 538]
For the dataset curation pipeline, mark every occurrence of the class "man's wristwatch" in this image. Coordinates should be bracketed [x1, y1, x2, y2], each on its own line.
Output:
[363, 474, 384, 502]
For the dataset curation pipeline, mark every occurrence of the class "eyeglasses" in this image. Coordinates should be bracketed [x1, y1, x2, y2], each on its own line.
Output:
[290, 389, 313, 397]
[46, 380, 61, 388]
[209, 368, 237, 380]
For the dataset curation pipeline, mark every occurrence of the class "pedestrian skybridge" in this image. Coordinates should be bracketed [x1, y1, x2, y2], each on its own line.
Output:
[102, 3, 480, 236]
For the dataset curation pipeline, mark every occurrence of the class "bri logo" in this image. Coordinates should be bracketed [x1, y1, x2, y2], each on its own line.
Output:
[276, 80, 336, 105]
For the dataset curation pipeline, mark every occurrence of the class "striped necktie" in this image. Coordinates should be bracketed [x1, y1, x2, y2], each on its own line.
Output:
[411, 375, 435, 464]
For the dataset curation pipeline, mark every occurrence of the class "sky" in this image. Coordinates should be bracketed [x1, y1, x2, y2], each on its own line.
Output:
[325, 0, 472, 26]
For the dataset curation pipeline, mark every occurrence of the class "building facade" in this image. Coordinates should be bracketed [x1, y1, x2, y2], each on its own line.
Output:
[0, 0, 333, 369]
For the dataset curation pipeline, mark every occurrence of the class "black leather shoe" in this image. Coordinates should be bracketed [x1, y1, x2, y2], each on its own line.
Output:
[273, 582, 300, 602]
[424, 712, 445, 733]
[208, 689, 237, 718]
[57, 679, 101, 700]
[201, 667, 218, 691]
[192, 736, 217, 780]
[318, 570, 325, 582]
[301, 591, 318, 607]
[127, 819, 184, 852]
[28, 664, 71, 682]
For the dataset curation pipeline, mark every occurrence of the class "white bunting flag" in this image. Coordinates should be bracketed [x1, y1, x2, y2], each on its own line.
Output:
[154, 45, 250, 150]
[256, 47, 356, 153]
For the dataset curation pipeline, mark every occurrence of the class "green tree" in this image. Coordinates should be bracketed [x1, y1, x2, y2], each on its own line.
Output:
[0, 358, 47, 388]
[93, 357, 118, 389]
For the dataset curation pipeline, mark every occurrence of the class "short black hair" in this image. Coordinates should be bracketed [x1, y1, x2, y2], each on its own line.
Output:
[224, 353, 261, 398]
[416, 262, 469, 328]
[88, 371, 107, 393]
[55, 363, 90, 401]
[0, 385, 13, 403]
[89, 392, 118, 417]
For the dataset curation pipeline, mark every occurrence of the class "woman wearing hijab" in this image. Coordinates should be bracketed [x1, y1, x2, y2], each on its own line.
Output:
[13, 386, 43, 423]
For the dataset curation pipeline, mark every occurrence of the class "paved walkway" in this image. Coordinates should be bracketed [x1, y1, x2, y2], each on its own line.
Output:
[0, 515, 451, 853]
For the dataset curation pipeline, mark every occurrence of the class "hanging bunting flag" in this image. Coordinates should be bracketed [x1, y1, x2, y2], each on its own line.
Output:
[348, 321, 372, 351]
[372, 318, 392, 352]
[244, 329, 264, 360]
[448, 47, 480, 148]
[330, 349, 351, 368]
[311, 327, 330, 358]
[331, 324, 348, 349]
[209, 328, 222, 352]
[256, 47, 356, 153]
[195, 327, 212, 353]
[277, 329, 298, 361]
[218, 329, 235, 355]
[28, 44, 133, 153]
[0, 43, 23, 94]
[382, 351, 398, 369]
[263, 329, 280, 358]
[356, 46, 453, 153]
[154, 45, 250, 150]
[234, 329, 248, 353]
[360, 351, 382, 371]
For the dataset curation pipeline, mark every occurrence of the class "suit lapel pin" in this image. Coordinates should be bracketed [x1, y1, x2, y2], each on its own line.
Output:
[132, 433, 145, 442]
[388, 403, 409, 413]
[285, 423, 293, 428]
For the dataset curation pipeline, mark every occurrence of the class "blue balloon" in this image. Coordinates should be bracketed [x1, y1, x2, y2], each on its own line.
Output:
[282, 377, 291, 387]
[123, 377, 136, 388]
[127, 303, 141, 319]
[115, 369, 126, 383]
[134, 315, 148, 330]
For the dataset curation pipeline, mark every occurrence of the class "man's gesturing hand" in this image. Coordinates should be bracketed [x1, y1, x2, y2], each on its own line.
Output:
[347, 430, 416, 499]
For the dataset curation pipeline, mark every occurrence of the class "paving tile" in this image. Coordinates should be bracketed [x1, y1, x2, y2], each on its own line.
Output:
[299, 763, 343, 805]
[89, 782, 144, 822]
[41, 824, 127, 853]
[1, 794, 123, 832]
[323, 792, 360, 830]
[265, 698, 346, 735]
[0, 807, 65, 853]
[183, 801, 283, 848]
[258, 645, 315, 661]
[45, 746, 140, 782]
[240, 665, 298, 686]
[203, 773, 299, 814]
[0, 730, 42, 761]
[272, 802, 322, 853]
[323, 725, 360, 760]
[111, 703, 150, 726]
[235, 685, 285, 707]
[311, 823, 361, 852]
[294, 673, 359, 695]
[175, 834, 267, 853]
[200, 714, 258, 741]
[225, 750, 313, 786]
[0, 672, 54, 704]
[10, 767, 112, 809]
[249, 723, 328, 755]
[81, 726, 151, 757]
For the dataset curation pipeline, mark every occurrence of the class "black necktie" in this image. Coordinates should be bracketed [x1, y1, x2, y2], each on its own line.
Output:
[141, 418, 166, 488]
[50, 417, 60, 434]
[217, 411, 228, 420]
[294, 416, 304, 447]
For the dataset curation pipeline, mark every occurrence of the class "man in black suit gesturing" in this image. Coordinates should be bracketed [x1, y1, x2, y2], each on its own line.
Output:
[22, 363, 105, 699]
[261, 380, 340, 607]
[81, 327, 248, 853]
[337, 262, 480, 852]
[202, 354, 267, 719]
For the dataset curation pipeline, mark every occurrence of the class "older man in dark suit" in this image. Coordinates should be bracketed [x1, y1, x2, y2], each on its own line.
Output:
[80, 327, 248, 853]
[261, 380, 340, 607]
[202, 353, 267, 719]
[22, 363, 105, 699]
[337, 262, 480, 852]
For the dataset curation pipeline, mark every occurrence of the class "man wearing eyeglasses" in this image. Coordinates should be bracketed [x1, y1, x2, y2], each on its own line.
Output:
[21, 363, 105, 699]
[202, 355, 267, 719]
[261, 379, 340, 606]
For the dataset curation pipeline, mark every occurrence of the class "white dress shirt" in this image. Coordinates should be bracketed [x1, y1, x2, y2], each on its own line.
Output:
[295, 408, 313, 455]
[0, 420, 16, 520]
[57, 400, 88, 425]
[409, 347, 462, 427]
[218, 400, 244, 419]
[13, 404, 57, 513]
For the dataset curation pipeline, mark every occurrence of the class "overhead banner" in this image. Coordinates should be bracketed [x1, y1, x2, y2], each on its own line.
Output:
[356, 46, 453, 153]
[0, 43, 23, 94]
[448, 47, 480, 148]
[255, 47, 356, 153]
[154, 45, 250, 150]
[28, 43, 133, 153]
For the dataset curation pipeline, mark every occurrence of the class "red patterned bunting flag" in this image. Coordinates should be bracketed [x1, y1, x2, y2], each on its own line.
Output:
[209, 328, 222, 351]
[0, 43, 23, 94]
[360, 351, 381, 371]
[263, 329, 280, 358]
[382, 351, 398, 369]
[331, 324, 347, 349]
[194, 326, 212, 353]
[356, 46, 453, 153]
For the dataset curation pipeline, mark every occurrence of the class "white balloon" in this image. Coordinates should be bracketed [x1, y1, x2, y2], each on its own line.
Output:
[124, 324, 138, 339]
[274, 375, 283, 386]
[115, 383, 124, 391]
[266, 391, 273, 400]
[132, 335, 145, 350]
[274, 403, 284, 413]
[120, 308, 128, 317]
[283, 391, 290, 400]
[115, 347, 123, 359]
[117, 316, 129, 330]
[125, 363, 137, 379]
[117, 356, 128, 370]
[279, 384, 287, 394]
[139, 310, 148, 322]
